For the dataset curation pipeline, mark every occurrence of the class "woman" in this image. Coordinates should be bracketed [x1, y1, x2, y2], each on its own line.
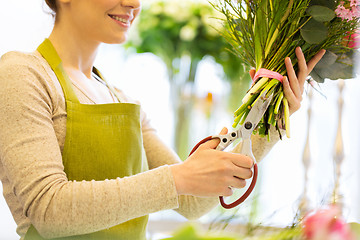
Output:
[0, 0, 325, 239]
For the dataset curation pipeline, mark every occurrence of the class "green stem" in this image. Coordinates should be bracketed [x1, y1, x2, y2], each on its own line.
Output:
[274, 91, 284, 114]
[267, 104, 276, 126]
[251, 79, 278, 107]
[242, 77, 269, 104]
[240, 107, 251, 125]
[232, 114, 242, 128]
[283, 97, 290, 138]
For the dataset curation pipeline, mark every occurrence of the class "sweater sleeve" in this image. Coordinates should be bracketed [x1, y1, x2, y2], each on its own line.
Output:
[142, 128, 219, 220]
[0, 53, 179, 239]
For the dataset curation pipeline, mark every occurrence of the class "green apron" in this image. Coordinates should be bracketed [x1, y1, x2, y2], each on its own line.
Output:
[24, 39, 148, 240]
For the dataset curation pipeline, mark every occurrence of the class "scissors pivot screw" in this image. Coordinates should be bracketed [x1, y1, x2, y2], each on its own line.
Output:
[244, 122, 253, 130]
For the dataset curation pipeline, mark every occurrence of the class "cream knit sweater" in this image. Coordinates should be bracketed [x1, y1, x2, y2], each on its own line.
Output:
[0, 50, 279, 239]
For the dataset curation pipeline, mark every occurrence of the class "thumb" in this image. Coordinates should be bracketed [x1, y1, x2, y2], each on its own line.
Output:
[203, 127, 228, 150]
[249, 68, 256, 80]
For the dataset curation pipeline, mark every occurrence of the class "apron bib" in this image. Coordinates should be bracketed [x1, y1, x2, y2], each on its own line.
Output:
[24, 39, 148, 240]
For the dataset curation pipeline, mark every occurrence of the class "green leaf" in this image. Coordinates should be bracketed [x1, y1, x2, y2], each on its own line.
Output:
[314, 50, 338, 68]
[310, 69, 325, 83]
[164, 225, 199, 240]
[309, 0, 336, 10]
[314, 60, 354, 80]
[307, 5, 336, 22]
[300, 19, 328, 44]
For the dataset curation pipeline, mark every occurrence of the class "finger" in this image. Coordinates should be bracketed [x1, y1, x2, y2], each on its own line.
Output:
[295, 47, 308, 89]
[222, 187, 233, 197]
[229, 177, 247, 189]
[283, 76, 301, 113]
[231, 155, 253, 169]
[219, 127, 228, 135]
[307, 49, 326, 74]
[233, 167, 253, 180]
[285, 57, 301, 99]
[202, 127, 228, 150]
[249, 68, 256, 80]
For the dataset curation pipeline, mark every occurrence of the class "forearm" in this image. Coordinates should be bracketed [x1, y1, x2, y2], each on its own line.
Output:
[25, 166, 178, 238]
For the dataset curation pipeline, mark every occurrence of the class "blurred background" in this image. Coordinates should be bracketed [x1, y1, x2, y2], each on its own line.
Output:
[0, 0, 359, 239]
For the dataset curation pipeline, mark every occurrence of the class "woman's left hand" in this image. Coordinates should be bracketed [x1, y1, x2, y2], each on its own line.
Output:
[250, 47, 326, 115]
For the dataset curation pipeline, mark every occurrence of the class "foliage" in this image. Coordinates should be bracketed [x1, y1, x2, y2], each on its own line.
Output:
[125, 0, 252, 158]
[212, 0, 359, 139]
[163, 224, 303, 240]
[126, 0, 251, 84]
[163, 206, 360, 240]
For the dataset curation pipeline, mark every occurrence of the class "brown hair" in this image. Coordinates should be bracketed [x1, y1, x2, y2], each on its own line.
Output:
[45, 0, 57, 14]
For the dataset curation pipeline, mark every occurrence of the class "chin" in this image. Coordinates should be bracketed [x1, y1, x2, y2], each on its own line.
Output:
[104, 34, 128, 44]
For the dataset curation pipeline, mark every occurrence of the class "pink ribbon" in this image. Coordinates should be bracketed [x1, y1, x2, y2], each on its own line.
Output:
[252, 68, 284, 83]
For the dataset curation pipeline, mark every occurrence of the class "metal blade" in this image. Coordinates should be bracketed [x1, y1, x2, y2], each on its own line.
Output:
[240, 92, 273, 138]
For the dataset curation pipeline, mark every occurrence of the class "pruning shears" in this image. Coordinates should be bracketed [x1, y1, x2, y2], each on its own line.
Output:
[189, 92, 273, 209]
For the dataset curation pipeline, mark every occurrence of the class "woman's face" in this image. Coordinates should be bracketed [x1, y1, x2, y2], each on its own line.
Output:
[59, 0, 141, 44]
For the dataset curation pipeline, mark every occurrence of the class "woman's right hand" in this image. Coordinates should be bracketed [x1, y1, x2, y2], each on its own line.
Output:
[170, 128, 254, 197]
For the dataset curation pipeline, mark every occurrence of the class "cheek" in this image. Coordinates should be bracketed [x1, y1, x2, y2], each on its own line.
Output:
[132, 9, 141, 23]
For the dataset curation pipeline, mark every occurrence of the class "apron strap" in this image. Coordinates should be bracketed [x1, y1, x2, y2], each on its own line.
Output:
[37, 39, 80, 104]
[92, 67, 122, 103]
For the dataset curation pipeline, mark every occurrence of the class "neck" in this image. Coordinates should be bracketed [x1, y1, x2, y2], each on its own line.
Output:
[48, 22, 100, 78]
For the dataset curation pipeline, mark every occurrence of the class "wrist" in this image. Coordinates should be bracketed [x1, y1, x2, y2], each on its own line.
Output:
[170, 163, 187, 195]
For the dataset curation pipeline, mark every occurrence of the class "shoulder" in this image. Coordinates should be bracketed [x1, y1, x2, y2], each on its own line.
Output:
[0, 51, 62, 111]
[0, 51, 55, 86]
[0, 50, 58, 85]
[0, 51, 45, 71]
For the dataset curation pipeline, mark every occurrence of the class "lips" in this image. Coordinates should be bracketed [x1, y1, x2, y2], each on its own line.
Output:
[108, 14, 133, 24]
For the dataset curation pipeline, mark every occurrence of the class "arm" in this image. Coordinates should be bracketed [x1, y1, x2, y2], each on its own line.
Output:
[0, 53, 179, 238]
[142, 128, 219, 220]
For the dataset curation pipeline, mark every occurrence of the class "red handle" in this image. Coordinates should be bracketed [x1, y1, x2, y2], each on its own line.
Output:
[219, 163, 257, 209]
[189, 136, 257, 209]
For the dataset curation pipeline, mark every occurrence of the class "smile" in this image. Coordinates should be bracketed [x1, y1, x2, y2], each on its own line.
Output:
[109, 15, 129, 24]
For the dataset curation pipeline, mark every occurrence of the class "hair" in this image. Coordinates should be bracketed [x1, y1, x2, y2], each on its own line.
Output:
[45, 0, 58, 15]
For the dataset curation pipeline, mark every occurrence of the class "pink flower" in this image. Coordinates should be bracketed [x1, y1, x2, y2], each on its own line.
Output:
[302, 205, 355, 240]
[344, 32, 360, 49]
[336, 0, 360, 20]
[336, 5, 351, 20]
[350, 0, 359, 7]
[351, 6, 360, 18]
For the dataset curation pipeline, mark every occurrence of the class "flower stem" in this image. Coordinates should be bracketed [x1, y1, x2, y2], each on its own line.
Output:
[242, 77, 269, 104]
[283, 97, 290, 138]
[274, 91, 284, 114]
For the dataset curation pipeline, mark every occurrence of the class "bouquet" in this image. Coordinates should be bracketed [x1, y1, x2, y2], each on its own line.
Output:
[213, 0, 360, 139]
